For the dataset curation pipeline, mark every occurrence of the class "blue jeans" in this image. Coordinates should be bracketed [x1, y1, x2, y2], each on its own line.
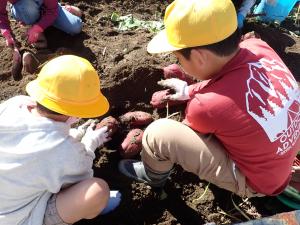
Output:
[11, 0, 82, 35]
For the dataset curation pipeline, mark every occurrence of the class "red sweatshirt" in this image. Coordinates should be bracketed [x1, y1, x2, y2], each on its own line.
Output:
[0, 0, 58, 31]
[183, 38, 300, 195]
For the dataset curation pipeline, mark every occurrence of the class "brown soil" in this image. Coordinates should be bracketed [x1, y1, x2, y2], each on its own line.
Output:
[0, 1, 299, 225]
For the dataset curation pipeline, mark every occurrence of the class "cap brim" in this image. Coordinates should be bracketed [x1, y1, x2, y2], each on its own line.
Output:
[147, 29, 182, 54]
[26, 80, 109, 118]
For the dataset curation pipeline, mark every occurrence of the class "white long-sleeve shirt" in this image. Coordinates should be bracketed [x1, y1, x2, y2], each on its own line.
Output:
[0, 96, 94, 225]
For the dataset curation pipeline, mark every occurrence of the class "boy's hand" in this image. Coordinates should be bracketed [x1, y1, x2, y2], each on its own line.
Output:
[157, 78, 190, 101]
[241, 31, 261, 41]
[1, 29, 15, 48]
[81, 124, 111, 152]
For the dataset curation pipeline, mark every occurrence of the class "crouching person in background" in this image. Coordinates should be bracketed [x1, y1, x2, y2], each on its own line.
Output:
[232, 0, 258, 28]
[0, 55, 120, 225]
[0, 0, 82, 48]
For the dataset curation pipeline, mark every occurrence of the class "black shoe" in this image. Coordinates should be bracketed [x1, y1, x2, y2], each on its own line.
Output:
[118, 159, 170, 187]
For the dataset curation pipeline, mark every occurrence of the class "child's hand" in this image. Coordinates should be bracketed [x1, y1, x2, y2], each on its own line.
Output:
[158, 78, 190, 101]
[27, 25, 43, 44]
[1, 29, 15, 48]
[81, 123, 111, 152]
[69, 119, 95, 141]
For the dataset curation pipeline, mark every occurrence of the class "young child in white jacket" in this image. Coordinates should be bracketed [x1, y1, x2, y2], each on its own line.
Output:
[0, 55, 120, 225]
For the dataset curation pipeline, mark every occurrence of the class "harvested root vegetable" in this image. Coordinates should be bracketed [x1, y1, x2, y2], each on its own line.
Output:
[163, 64, 194, 85]
[119, 111, 153, 126]
[150, 89, 187, 109]
[120, 129, 143, 159]
[11, 48, 22, 81]
[95, 116, 119, 137]
[22, 51, 40, 74]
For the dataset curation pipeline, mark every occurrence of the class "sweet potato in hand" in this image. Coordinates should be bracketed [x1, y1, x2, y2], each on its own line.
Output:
[95, 116, 119, 137]
[119, 129, 143, 159]
[150, 89, 187, 109]
[163, 64, 194, 84]
[119, 111, 153, 126]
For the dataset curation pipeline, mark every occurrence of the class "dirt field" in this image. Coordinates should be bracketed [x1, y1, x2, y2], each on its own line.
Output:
[0, 0, 299, 225]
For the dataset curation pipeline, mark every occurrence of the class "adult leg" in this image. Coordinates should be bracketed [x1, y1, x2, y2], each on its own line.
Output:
[52, 5, 82, 35]
[54, 178, 109, 224]
[11, 0, 42, 25]
[141, 118, 259, 197]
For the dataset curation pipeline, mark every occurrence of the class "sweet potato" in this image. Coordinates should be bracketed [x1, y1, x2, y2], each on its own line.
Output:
[95, 116, 119, 137]
[150, 89, 187, 109]
[22, 51, 39, 74]
[120, 129, 143, 159]
[119, 111, 153, 126]
[163, 64, 194, 84]
[11, 48, 22, 81]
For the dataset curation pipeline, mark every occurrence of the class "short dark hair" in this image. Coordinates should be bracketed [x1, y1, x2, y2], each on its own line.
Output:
[36, 102, 62, 115]
[177, 29, 241, 59]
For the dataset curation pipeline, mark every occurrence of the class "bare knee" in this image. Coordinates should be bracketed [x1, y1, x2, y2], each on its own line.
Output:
[56, 178, 110, 223]
[83, 178, 110, 219]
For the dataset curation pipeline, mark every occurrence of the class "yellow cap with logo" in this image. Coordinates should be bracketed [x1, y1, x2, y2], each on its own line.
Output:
[26, 55, 109, 118]
[147, 0, 237, 54]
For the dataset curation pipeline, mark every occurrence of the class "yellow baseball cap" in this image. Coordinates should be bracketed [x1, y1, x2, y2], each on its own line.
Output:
[147, 0, 237, 54]
[26, 55, 109, 118]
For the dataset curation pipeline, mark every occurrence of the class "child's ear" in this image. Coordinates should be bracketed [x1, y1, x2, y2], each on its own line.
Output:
[190, 48, 207, 70]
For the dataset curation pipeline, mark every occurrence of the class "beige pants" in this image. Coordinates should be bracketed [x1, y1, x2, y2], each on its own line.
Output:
[141, 119, 263, 198]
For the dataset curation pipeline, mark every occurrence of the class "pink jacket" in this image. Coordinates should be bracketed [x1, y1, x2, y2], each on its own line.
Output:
[0, 0, 58, 31]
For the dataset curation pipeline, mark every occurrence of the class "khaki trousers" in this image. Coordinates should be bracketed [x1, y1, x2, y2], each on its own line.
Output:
[141, 119, 263, 198]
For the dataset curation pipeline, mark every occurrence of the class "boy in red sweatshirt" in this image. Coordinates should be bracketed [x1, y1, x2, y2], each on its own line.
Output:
[119, 0, 300, 197]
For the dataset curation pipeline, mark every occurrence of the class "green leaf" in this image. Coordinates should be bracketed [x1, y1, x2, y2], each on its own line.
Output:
[110, 13, 164, 32]
[111, 12, 120, 22]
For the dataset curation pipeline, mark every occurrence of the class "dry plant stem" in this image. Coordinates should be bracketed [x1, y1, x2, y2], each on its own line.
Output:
[166, 102, 169, 118]
[218, 210, 242, 222]
[192, 182, 210, 203]
[166, 112, 180, 119]
[227, 197, 249, 213]
[102, 47, 107, 56]
[100, 149, 117, 153]
[231, 193, 251, 221]
[296, 4, 300, 27]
